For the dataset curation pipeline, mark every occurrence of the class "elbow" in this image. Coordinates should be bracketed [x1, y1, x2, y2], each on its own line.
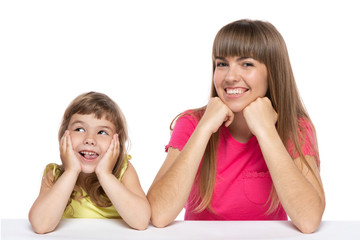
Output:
[296, 218, 321, 234]
[151, 216, 170, 228]
[131, 220, 150, 231]
[130, 205, 151, 231]
[295, 196, 326, 234]
[28, 212, 55, 234]
[135, 213, 151, 231]
[31, 226, 54, 235]
[151, 218, 168, 228]
[148, 201, 171, 228]
[29, 220, 55, 234]
[150, 209, 173, 228]
[147, 191, 175, 228]
[294, 208, 324, 234]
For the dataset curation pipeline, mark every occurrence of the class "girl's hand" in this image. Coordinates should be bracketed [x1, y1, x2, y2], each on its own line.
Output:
[243, 97, 278, 137]
[60, 130, 81, 174]
[95, 134, 120, 176]
[199, 97, 234, 134]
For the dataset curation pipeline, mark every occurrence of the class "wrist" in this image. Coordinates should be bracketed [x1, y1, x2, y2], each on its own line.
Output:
[63, 168, 80, 178]
[255, 125, 279, 143]
[95, 168, 113, 179]
[197, 118, 219, 136]
[195, 123, 215, 141]
[95, 170, 115, 185]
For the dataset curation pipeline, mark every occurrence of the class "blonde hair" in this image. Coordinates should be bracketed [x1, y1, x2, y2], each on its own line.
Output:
[49, 92, 129, 207]
[173, 19, 320, 214]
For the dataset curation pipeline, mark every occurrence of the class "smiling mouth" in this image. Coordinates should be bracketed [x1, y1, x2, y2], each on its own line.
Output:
[79, 151, 99, 161]
[225, 88, 248, 95]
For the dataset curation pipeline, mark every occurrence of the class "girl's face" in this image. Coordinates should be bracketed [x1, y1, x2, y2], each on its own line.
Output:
[213, 56, 268, 113]
[68, 114, 117, 173]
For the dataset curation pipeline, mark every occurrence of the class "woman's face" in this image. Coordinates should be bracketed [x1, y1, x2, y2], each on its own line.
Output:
[213, 56, 268, 113]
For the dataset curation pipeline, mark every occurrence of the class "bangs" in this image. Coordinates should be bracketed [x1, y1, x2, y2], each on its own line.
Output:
[212, 21, 267, 62]
[75, 102, 116, 122]
[64, 92, 121, 132]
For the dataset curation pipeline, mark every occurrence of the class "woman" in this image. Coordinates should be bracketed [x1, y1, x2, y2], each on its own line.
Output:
[147, 19, 325, 233]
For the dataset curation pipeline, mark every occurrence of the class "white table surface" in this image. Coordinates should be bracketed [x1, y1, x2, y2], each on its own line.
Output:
[2, 219, 360, 240]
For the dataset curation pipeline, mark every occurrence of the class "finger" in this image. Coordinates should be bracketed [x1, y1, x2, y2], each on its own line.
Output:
[111, 135, 117, 151]
[105, 136, 115, 158]
[60, 130, 68, 152]
[66, 131, 73, 151]
[109, 134, 118, 159]
[224, 111, 234, 127]
[273, 111, 278, 124]
[60, 130, 66, 146]
[113, 134, 120, 159]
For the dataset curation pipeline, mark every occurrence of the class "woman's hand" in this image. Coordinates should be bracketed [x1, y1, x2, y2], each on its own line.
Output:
[243, 97, 278, 137]
[95, 134, 120, 176]
[199, 97, 234, 133]
[59, 130, 81, 174]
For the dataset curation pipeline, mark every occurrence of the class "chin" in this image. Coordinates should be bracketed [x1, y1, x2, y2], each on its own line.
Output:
[227, 103, 247, 113]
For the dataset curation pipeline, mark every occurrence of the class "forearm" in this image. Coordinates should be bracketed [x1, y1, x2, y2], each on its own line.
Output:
[29, 170, 79, 234]
[97, 173, 150, 230]
[147, 124, 212, 227]
[257, 127, 325, 233]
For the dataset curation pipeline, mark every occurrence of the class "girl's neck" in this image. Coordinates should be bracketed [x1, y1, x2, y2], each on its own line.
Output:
[228, 111, 253, 143]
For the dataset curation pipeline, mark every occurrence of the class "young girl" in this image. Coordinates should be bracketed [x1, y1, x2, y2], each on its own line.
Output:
[147, 19, 325, 233]
[29, 92, 150, 233]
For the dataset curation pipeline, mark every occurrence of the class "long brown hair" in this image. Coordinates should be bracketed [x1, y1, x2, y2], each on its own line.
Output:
[174, 19, 320, 213]
[53, 91, 129, 207]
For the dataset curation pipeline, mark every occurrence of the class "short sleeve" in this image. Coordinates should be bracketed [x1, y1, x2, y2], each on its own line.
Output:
[287, 118, 319, 165]
[118, 155, 130, 180]
[165, 112, 198, 152]
[43, 163, 62, 181]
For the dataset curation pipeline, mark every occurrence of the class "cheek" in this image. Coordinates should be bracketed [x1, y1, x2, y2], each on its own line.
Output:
[251, 74, 268, 96]
[100, 139, 113, 152]
[262, 79, 269, 96]
[69, 133, 81, 146]
[258, 80, 268, 96]
[213, 73, 222, 91]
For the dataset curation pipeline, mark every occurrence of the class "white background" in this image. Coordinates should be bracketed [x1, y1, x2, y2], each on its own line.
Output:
[1, 0, 359, 221]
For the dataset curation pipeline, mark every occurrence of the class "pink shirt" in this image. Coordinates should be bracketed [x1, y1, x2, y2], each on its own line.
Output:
[166, 112, 317, 221]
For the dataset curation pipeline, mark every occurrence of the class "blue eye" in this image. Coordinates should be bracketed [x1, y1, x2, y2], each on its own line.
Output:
[75, 128, 85, 132]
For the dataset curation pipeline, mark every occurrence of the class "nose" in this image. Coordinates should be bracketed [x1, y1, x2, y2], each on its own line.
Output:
[83, 134, 96, 146]
[224, 65, 241, 83]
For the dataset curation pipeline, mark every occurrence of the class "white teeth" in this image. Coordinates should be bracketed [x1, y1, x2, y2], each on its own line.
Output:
[226, 88, 245, 95]
[80, 151, 97, 156]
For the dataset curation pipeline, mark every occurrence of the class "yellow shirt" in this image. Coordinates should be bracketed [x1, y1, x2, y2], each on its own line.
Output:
[44, 156, 129, 219]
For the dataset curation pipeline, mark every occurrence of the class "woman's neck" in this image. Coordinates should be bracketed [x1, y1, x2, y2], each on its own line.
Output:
[227, 111, 253, 143]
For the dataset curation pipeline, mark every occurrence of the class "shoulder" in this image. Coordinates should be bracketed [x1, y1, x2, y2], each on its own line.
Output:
[165, 109, 203, 152]
[43, 163, 63, 180]
[118, 155, 131, 180]
[298, 118, 315, 133]
[41, 163, 63, 189]
[120, 161, 139, 185]
[296, 118, 317, 145]
[287, 118, 319, 164]
[172, 109, 204, 130]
